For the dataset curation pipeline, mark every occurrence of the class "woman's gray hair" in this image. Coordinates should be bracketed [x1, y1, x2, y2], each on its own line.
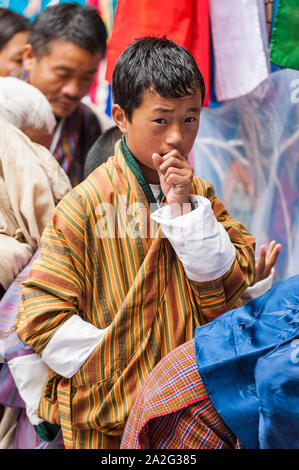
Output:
[0, 77, 56, 133]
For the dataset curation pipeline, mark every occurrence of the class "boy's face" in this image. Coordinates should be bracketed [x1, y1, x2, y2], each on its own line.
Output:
[113, 88, 202, 183]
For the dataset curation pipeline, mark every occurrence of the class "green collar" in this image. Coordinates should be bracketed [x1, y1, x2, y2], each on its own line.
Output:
[120, 134, 164, 205]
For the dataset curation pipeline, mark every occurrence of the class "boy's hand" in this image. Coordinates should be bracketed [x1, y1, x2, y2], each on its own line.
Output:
[254, 240, 281, 284]
[152, 150, 194, 211]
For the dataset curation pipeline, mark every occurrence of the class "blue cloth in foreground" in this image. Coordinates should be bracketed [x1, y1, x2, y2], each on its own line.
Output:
[195, 275, 299, 449]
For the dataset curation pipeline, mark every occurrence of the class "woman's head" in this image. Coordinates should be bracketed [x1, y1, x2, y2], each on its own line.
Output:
[0, 77, 56, 148]
[0, 8, 30, 76]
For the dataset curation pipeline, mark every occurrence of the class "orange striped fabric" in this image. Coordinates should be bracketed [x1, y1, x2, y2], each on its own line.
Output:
[16, 140, 255, 449]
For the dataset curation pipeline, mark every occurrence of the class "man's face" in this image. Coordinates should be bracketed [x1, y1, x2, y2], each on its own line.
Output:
[113, 88, 202, 183]
[23, 40, 102, 117]
[0, 31, 28, 76]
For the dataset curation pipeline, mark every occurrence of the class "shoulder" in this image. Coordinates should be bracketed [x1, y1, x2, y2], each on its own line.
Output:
[191, 176, 216, 199]
[57, 162, 116, 214]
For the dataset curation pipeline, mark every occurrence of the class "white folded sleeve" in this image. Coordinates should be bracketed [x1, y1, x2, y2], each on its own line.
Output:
[151, 195, 236, 282]
[41, 314, 108, 379]
[242, 267, 275, 303]
[8, 353, 49, 425]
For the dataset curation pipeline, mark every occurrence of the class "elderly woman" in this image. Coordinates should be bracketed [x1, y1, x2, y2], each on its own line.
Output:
[0, 77, 71, 448]
[0, 9, 30, 77]
[0, 77, 66, 296]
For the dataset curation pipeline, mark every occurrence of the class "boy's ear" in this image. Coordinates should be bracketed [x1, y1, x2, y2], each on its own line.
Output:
[112, 104, 128, 134]
[23, 44, 36, 72]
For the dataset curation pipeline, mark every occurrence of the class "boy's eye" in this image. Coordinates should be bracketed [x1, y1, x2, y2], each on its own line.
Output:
[154, 118, 167, 124]
[185, 117, 196, 123]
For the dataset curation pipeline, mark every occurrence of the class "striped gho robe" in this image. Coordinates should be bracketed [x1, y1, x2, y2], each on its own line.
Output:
[15, 138, 255, 449]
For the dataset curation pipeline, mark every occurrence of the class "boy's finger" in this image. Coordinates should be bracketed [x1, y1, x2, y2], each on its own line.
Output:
[163, 166, 192, 181]
[162, 149, 186, 162]
[159, 156, 186, 173]
[165, 173, 191, 186]
[152, 153, 164, 175]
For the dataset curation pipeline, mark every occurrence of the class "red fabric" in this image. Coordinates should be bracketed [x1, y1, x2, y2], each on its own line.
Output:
[87, 0, 103, 104]
[105, 0, 210, 106]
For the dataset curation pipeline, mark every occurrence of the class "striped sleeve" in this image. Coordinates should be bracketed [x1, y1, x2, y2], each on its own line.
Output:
[189, 183, 255, 320]
[15, 189, 102, 373]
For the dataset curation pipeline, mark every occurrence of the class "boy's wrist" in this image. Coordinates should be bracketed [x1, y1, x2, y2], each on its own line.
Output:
[168, 198, 196, 217]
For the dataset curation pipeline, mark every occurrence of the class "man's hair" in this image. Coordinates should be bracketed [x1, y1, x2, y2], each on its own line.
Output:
[0, 8, 30, 52]
[28, 3, 107, 59]
[84, 125, 122, 178]
[112, 36, 205, 121]
[0, 77, 56, 133]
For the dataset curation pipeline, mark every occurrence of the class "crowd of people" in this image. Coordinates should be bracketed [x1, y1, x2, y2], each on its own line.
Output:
[0, 3, 297, 451]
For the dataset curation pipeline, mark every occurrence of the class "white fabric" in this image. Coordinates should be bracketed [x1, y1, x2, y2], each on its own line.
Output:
[210, 0, 269, 101]
[8, 354, 49, 425]
[42, 314, 108, 378]
[242, 267, 275, 303]
[0, 115, 71, 290]
[151, 195, 236, 282]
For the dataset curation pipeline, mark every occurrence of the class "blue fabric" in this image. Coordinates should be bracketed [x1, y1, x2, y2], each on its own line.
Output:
[194, 274, 299, 449]
[255, 340, 299, 449]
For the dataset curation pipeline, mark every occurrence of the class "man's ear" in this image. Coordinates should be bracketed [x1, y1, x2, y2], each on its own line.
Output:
[22, 44, 36, 71]
[112, 104, 128, 134]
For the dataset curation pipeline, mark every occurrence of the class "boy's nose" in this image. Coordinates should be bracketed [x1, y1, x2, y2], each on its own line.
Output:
[166, 126, 183, 149]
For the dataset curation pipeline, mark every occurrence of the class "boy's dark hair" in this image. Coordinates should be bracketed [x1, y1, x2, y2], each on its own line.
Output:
[84, 125, 122, 178]
[0, 8, 30, 52]
[112, 36, 205, 121]
[28, 3, 107, 59]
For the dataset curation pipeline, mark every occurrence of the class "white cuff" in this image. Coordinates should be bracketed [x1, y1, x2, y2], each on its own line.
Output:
[8, 354, 49, 425]
[242, 267, 275, 302]
[42, 315, 108, 378]
[151, 195, 236, 282]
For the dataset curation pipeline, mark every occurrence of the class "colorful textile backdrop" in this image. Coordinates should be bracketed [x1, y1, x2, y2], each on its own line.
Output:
[209, 0, 269, 102]
[270, 0, 299, 71]
[0, 0, 85, 21]
[87, 0, 118, 114]
[193, 68, 299, 284]
[105, 0, 210, 107]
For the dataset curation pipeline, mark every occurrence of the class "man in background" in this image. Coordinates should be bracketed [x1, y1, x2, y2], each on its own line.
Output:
[14, 3, 107, 186]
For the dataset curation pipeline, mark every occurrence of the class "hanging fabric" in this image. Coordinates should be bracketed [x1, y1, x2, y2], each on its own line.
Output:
[105, 0, 210, 106]
[210, 0, 269, 102]
[270, 0, 299, 71]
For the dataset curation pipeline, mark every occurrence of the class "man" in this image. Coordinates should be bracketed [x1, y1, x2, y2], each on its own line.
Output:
[14, 3, 107, 186]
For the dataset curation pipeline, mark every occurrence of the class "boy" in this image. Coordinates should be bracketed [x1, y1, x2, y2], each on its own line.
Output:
[16, 37, 255, 449]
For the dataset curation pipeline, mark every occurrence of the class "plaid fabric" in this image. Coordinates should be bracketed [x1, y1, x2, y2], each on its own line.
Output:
[121, 339, 238, 449]
[12, 68, 101, 187]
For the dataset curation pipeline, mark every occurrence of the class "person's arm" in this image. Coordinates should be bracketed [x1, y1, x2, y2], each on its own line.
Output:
[15, 190, 107, 379]
[151, 151, 255, 321]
